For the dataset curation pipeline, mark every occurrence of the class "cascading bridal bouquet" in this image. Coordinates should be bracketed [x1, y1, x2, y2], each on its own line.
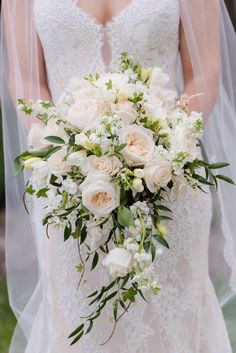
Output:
[15, 53, 234, 345]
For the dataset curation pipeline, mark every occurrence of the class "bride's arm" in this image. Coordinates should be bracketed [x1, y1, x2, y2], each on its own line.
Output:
[179, 1, 220, 120]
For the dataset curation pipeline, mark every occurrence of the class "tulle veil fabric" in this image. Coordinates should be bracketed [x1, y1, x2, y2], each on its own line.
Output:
[1, 0, 236, 351]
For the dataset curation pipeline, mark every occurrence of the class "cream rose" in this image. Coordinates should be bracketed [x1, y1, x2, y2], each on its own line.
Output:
[113, 101, 137, 125]
[144, 158, 172, 192]
[67, 98, 102, 131]
[119, 125, 155, 166]
[87, 155, 122, 176]
[102, 247, 133, 277]
[48, 148, 70, 175]
[81, 175, 120, 217]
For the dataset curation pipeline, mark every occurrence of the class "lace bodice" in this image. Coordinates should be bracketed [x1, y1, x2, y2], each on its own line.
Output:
[34, 0, 180, 102]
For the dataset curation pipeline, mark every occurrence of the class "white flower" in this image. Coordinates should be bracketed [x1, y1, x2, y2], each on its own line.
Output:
[81, 175, 120, 217]
[67, 98, 102, 131]
[30, 160, 50, 189]
[102, 247, 133, 277]
[48, 147, 70, 175]
[43, 120, 67, 144]
[119, 125, 155, 166]
[87, 155, 122, 176]
[75, 133, 93, 150]
[113, 101, 137, 125]
[28, 123, 46, 150]
[62, 178, 78, 194]
[23, 157, 42, 170]
[132, 178, 144, 193]
[169, 125, 199, 160]
[67, 150, 89, 174]
[144, 158, 172, 192]
[124, 238, 139, 253]
[143, 95, 167, 120]
[149, 67, 169, 91]
[133, 169, 144, 179]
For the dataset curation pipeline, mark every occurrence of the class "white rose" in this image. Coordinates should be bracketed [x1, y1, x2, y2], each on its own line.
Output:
[119, 124, 155, 166]
[75, 133, 93, 150]
[28, 123, 46, 150]
[113, 101, 137, 125]
[67, 150, 89, 174]
[48, 148, 70, 175]
[87, 155, 122, 176]
[102, 248, 133, 277]
[133, 178, 144, 193]
[144, 159, 172, 192]
[67, 98, 102, 131]
[81, 175, 120, 217]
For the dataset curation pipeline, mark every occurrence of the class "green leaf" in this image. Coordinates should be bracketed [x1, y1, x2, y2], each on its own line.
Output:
[122, 287, 137, 302]
[79, 225, 87, 244]
[70, 330, 84, 345]
[113, 300, 118, 320]
[215, 174, 235, 185]
[208, 162, 230, 169]
[64, 223, 72, 241]
[85, 320, 93, 334]
[87, 290, 98, 298]
[91, 252, 99, 271]
[117, 206, 134, 227]
[25, 184, 35, 195]
[155, 205, 172, 213]
[36, 188, 49, 198]
[101, 291, 118, 304]
[68, 323, 84, 338]
[115, 143, 127, 153]
[44, 135, 65, 144]
[156, 215, 172, 221]
[150, 243, 156, 261]
[154, 234, 170, 249]
[44, 146, 62, 159]
[192, 173, 214, 186]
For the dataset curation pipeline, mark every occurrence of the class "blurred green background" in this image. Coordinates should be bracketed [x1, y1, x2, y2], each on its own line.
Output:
[0, 1, 236, 352]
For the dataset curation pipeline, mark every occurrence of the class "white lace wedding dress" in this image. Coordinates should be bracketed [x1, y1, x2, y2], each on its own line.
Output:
[26, 0, 233, 352]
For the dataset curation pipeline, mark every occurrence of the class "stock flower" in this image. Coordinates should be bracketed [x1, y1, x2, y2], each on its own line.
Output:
[144, 158, 172, 192]
[119, 125, 155, 166]
[102, 247, 133, 277]
[81, 175, 120, 217]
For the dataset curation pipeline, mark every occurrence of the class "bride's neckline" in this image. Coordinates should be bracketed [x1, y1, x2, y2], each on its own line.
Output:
[73, 0, 136, 29]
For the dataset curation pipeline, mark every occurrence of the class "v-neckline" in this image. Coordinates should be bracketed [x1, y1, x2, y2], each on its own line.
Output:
[73, 0, 136, 29]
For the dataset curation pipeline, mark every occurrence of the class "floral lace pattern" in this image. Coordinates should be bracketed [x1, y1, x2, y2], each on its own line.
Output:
[28, 0, 234, 352]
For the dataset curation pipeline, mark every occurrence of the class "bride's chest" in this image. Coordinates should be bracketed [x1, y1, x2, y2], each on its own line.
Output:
[34, 0, 180, 47]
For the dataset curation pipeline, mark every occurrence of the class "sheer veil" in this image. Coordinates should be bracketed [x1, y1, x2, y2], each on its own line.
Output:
[1, 0, 236, 351]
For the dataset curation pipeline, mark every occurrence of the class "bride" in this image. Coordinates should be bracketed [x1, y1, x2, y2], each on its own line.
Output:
[1, 1, 236, 352]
